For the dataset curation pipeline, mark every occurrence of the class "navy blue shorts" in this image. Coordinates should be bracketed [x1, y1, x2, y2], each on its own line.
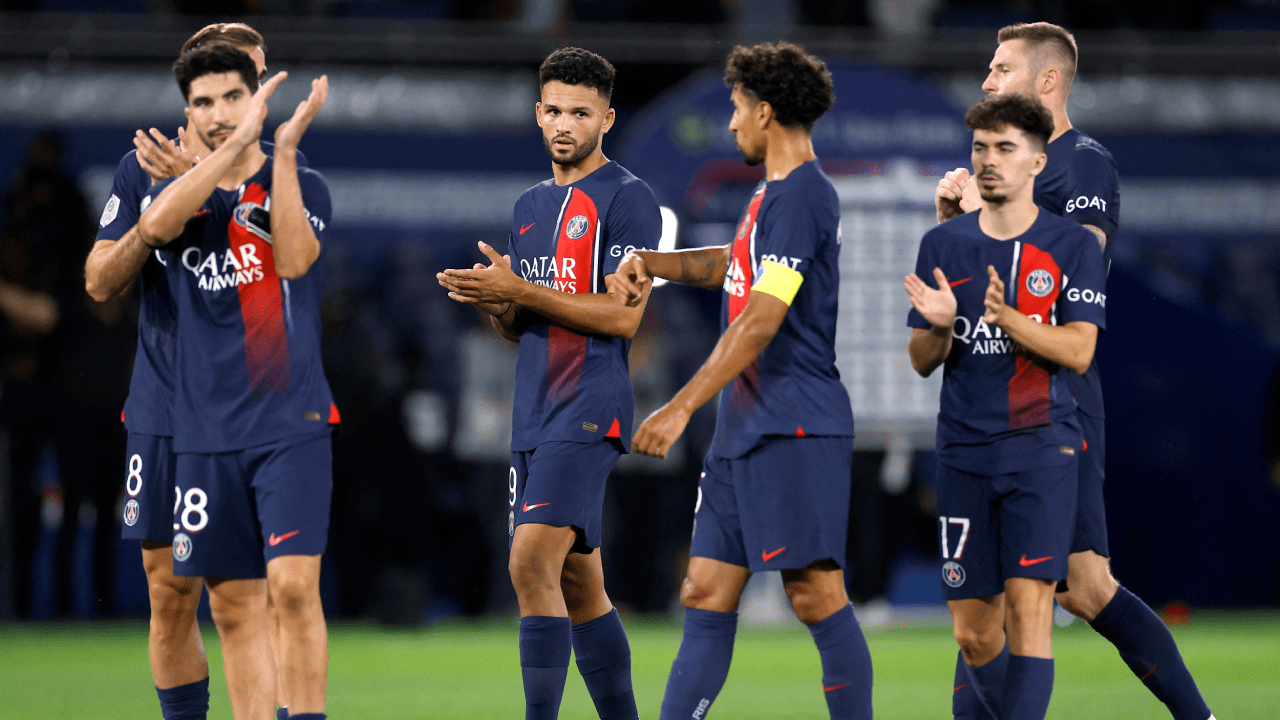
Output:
[509, 439, 621, 554]
[690, 436, 852, 573]
[121, 433, 178, 543]
[936, 451, 1078, 601]
[172, 432, 332, 579]
[1070, 413, 1109, 557]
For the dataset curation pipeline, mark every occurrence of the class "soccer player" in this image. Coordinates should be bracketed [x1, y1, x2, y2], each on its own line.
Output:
[906, 94, 1106, 720]
[612, 42, 873, 720]
[83, 23, 305, 720]
[436, 47, 660, 720]
[135, 44, 333, 720]
[935, 23, 1215, 720]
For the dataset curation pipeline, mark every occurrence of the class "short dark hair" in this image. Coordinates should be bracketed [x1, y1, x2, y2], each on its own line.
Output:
[964, 94, 1054, 151]
[998, 22, 1078, 90]
[539, 47, 615, 102]
[173, 43, 260, 102]
[181, 22, 265, 56]
[723, 42, 835, 130]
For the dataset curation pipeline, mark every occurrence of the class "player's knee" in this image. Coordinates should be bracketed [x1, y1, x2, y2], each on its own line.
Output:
[1057, 578, 1116, 621]
[678, 574, 720, 609]
[508, 552, 558, 599]
[268, 572, 319, 616]
[148, 573, 201, 622]
[783, 582, 829, 625]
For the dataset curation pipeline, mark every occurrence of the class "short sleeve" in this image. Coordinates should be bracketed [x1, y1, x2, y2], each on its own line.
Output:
[753, 187, 819, 278]
[1060, 148, 1119, 241]
[601, 179, 661, 278]
[297, 168, 332, 246]
[96, 151, 149, 242]
[906, 230, 940, 329]
[1057, 228, 1107, 332]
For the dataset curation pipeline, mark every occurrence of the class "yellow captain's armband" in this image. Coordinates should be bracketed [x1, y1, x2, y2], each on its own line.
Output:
[752, 260, 804, 306]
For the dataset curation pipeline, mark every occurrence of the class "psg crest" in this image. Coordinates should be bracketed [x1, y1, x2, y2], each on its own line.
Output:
[123, 499, 140, 527]
[566, 214, 589, 240]
[942, 561, 966, 588]
[1026, 269, 1054, 298]
[173, 532, 193, 562]
[509, 510, 515, 538]
[234, 201, 273, 243]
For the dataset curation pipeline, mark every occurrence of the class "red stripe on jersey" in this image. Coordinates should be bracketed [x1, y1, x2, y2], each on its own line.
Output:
[605, 418, 620, 438]
[232, 183, 291, 395]
[1008, 243, 1062, 430]
[546, 188, 599, 404]
[328, 402, 341, 424]
[728, 189, 766, 412]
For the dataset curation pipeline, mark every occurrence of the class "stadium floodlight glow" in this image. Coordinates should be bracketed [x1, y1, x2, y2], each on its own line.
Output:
[653, 206, 679, 288]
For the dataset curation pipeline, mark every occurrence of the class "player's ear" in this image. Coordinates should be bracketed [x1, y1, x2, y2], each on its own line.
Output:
[534, 101, 542, 124]
[1030, 151, 1047, 176]
[601, 107, 616, 134]
[183, 106, 193, 120]
[1040, 67, 1059, 96]
[757, 99, 774, 129]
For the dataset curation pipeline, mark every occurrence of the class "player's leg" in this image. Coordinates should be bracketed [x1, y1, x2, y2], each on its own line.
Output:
[142, 542, 210, 720]
[252, 433, 332, 719]
[265, 554, 326, 715]
[205, 577, 277, 720]
[1001, 577, 1057, 720]
[949, 594, 1009, 719]
[562, 551, 638, 720]
[122, 433, 211, 720]
[995, 455, 1078, 720]
[511, 522, 578, 720]
[660, 454, 751, 720]
[938, 462, 1006, 719]
[1057, 414, 1213, 720]
[782, 562, 873, 720]
[265, 590, 290, 720]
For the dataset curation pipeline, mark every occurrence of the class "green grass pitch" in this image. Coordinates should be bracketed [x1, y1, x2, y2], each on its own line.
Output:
[2, 613, 1277, 718]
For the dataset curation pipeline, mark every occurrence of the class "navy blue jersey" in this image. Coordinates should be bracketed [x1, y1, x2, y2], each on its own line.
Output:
[148, 155, 333, 453]
[507, 161, 661, 452]
[712, 160, 854, 459]
[908, 210, 1107, 473]
[97, 143, 307, 437]
[1034, 128, 1119, 418]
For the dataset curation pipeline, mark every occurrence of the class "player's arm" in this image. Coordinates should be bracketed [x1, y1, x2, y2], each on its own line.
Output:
[613, 245, 731, 305]
[439, 241, 650, 340]
[632, 287, 789, 458]
[904, 267, 957, 377]
[0, 279, 58, 334]
[85, 227, 153, 302]
[138, 73, 286, 247]
[268, 76, 328, 280]
[981, 265, 1097, 374]
[1082, 224, 1107, 252]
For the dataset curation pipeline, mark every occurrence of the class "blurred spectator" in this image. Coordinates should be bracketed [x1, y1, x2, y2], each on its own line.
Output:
[0, 131, 131, 618]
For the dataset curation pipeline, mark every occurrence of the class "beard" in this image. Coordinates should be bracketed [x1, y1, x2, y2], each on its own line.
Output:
[978, 173, 1006, 205]
[544, 132, 599, 167]
[198, 124, 235, 151]
[736, 137, 764, 166]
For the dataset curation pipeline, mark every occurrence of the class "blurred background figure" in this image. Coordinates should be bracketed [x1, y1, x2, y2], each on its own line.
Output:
[0, 0, 1275, 625]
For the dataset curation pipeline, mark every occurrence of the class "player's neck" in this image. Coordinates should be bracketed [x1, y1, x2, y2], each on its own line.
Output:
[217, 143, 268, 192]
[978, 195, 1040, 240]
[1048, 100, 1073, 143]
[552, 149, 610, 186]
[763, 127, 816, 182]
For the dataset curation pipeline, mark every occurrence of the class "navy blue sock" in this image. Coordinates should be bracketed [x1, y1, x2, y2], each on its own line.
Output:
[963, 642, 1009, 719]
[520, 615, 573, 720]
[156, 677, 209, 720]
[1089, 586, 1212, 720]
[807, 604, 873, 720]
[277, 708, 289, 720]
[1002, 655, 1053, 720]
[952, 651, 995, 719]
[659, 608, 738, 720]
[572, 608, 638, 720]
[286, 714, 326, 720]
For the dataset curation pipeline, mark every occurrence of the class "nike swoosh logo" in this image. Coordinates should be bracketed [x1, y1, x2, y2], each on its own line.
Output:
[948, 277, 973, 287]
[953, 685, 969, 693]
[823, 682, 850, 692]
[761, 547, 787, 562]
[268, 530, 300, 546]
[1019, 554, 1053, 566]
[522, 502, 550, 512]
[520, 222, 536, 235]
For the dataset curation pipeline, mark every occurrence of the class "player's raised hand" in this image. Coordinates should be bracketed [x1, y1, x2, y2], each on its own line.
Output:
[133, 127, 196, 184]
[437, 241, 523, 312]
[981, 265, 1007, 324]
[904, 267, 957, 329]
[614, 251, 651, 307]
[935, 168, 972, 224]
[275, 75, 329, 151]
[632, 401, 690, 459]
[226, 71, 288, 150]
